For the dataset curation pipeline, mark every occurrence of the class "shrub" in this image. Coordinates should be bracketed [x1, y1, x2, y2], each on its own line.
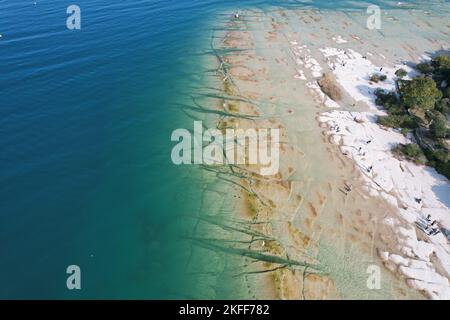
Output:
[395, 69, 408, 78]
[386, 103, 406, 115]
[370, 73, 386, 83]
[377, 115, 397, 127]
[435, 98, 450, 115]
[431, 149, 450, 163]
[375, 90, 397, 106]
[401, 115, 418, 128]
[424, 148, 450, 180]
[378, 114, 417, 129]
[436, 161, 450, 180]
[403, 144, 422, 157]
[374, 89, 406, 115]
[431, 55, 450, 72]
[400, 76, 442, 111]
[430, 112, 449, 138]
[444, 87, 450, 99]
[370, 74, 380, 83]
[393, 143, 426, 164]
[416, 62, 434, 74]
[431, 55, 450, 84]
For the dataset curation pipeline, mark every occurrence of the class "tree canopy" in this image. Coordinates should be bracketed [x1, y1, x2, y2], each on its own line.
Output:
[395, 68, 408, 78]
[400, 76, 442, 110]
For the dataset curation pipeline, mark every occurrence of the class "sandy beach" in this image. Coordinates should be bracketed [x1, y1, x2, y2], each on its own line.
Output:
[317, 50, 450, 298]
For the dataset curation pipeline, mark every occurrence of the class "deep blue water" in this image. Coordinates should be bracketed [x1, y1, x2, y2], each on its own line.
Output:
[0, 0, 446, 299]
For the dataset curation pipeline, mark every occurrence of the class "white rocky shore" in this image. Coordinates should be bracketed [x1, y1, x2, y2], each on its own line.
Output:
[311, 46, 450, 298]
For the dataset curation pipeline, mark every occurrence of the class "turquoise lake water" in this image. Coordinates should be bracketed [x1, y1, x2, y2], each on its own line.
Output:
[0, 0, 446, 298]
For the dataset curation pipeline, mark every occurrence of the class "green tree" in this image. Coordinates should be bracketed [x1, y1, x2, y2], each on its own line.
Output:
[444, 87, 450, 99]
[395, 69, 408, 78]
[416, 62, 434, 74]
[400, 76, 442, 111]
[431, 55, 450, 71]
[402, 144, 422, 158]
[436, 98, 450, 115]
[431, 55, 450, 84]
[430, 112, 449, 138]
[393, 143, 426, 164]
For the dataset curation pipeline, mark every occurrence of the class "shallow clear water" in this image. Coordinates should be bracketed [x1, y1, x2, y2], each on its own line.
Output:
[0, 0, 447, 298]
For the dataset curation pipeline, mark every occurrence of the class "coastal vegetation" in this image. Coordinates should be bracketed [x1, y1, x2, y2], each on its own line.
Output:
[375, 54, 450, 179]
[370, 73, 387, 83]
[395, 68, 408, 79]
[392, 143, 427, 165]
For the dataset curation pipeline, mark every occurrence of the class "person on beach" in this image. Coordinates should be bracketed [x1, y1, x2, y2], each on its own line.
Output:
[358, 147, 365, 156]
[429, 228, 441, 236]
[344, 183, 353, 192]
[424, 217, 440, 235]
